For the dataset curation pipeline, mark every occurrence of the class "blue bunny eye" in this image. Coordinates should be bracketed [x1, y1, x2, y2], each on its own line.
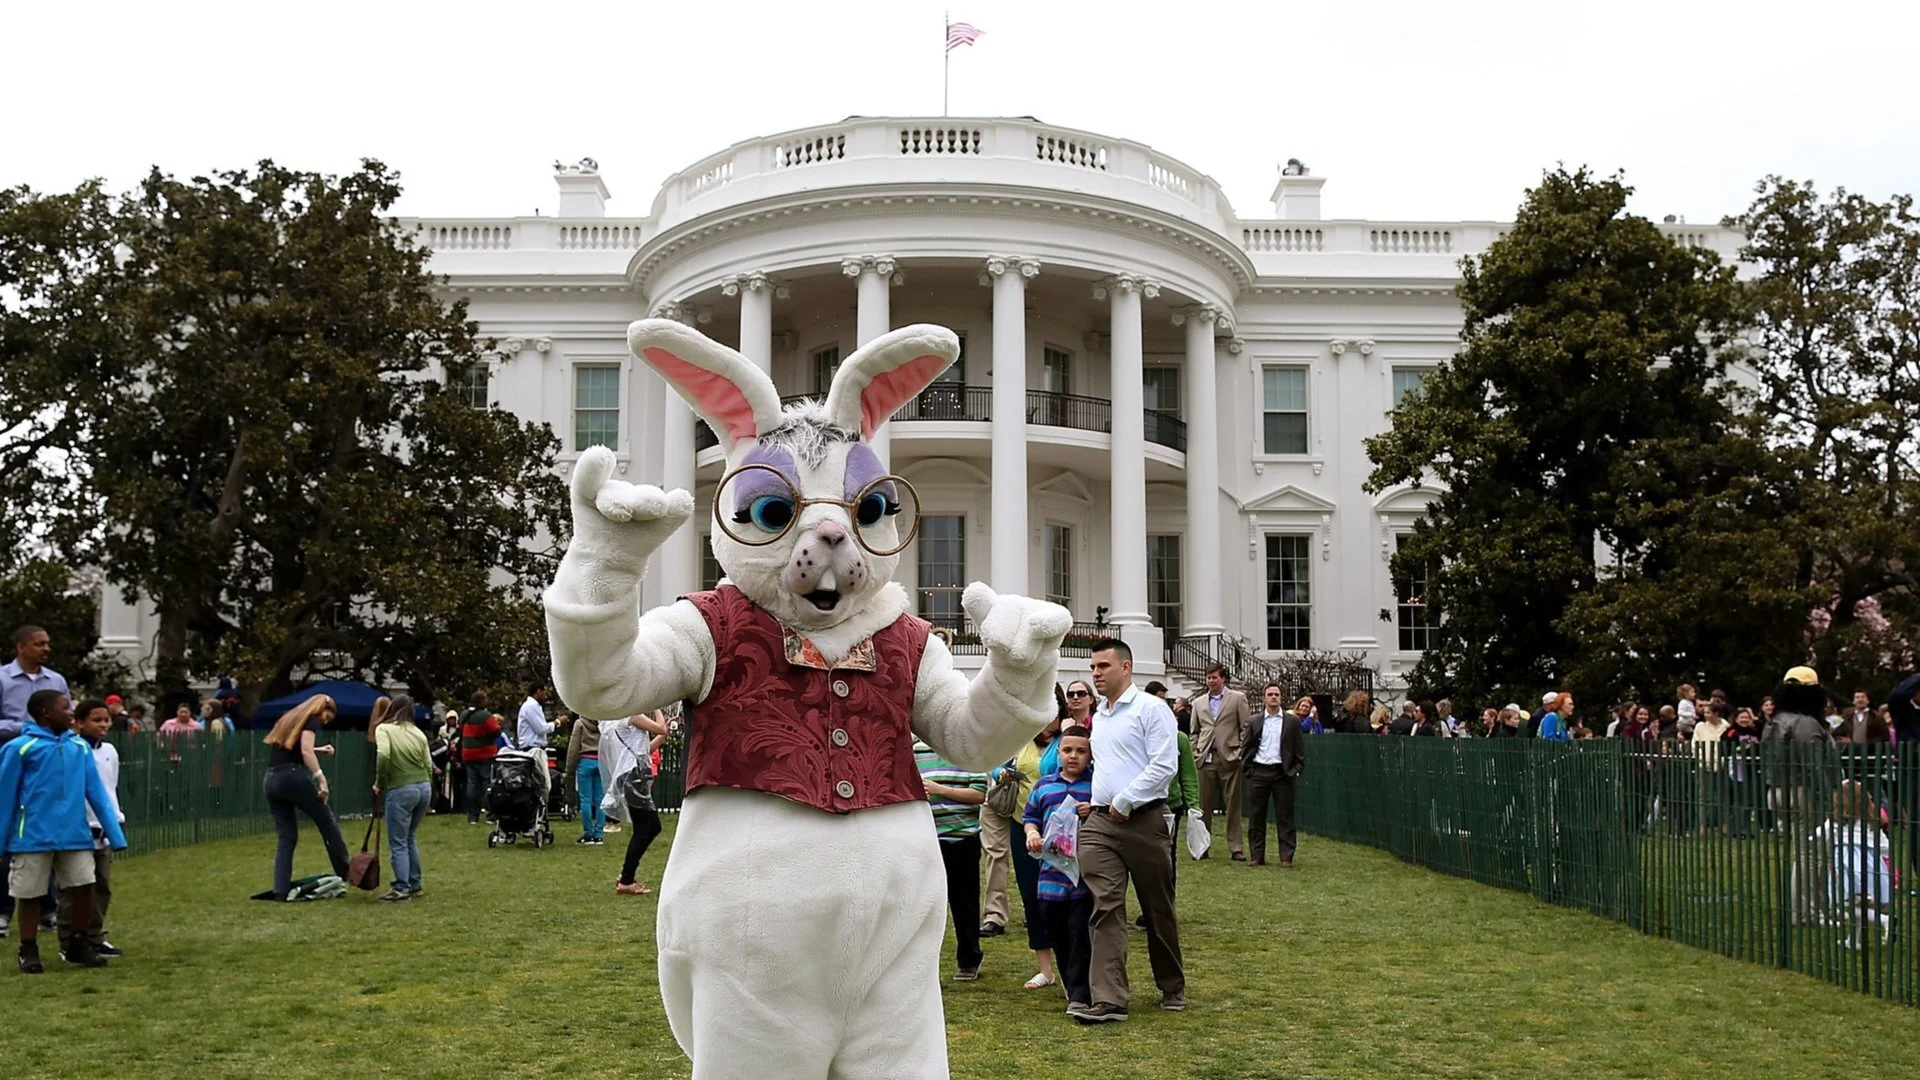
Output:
[746, 495, 795, 533]
[856, 491, 896, 527]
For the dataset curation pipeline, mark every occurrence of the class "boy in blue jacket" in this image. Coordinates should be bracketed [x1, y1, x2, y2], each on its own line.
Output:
[1023, 726, 1095, 1019]
[0, 690, 127, 973]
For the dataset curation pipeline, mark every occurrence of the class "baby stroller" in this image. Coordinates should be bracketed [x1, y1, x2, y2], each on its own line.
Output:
[486, 749, 554, 848]
[545, 747, 575, 821]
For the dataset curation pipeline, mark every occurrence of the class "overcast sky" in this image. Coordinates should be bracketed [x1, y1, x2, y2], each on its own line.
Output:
[7, 0, 1916, 225]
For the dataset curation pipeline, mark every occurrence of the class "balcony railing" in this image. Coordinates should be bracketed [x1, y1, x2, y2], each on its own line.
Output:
[695, 387, 1184, 453]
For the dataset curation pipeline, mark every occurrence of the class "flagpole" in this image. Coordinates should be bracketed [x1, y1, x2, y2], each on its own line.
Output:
[942, 11, 950, 116]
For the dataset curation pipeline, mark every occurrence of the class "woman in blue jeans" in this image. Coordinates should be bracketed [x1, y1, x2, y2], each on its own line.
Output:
[262, 696, 350, 899]
[371, 694, 433, 901]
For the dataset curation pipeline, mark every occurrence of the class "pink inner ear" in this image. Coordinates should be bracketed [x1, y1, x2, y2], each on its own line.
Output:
[860, 354, 952, 438]
[645, 347, 759, 445]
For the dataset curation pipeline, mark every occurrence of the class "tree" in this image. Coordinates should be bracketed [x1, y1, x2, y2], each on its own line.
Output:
[2, 161, 568, 712]
[0, 558, 129, 696]
[1365, 168, 1747, 705]
[1735, 178, 1920, 696]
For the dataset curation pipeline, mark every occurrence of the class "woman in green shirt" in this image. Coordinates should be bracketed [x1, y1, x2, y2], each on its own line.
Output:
[370, 694, 433, 902]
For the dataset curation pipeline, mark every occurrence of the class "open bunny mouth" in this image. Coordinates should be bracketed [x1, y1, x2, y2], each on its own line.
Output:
[803, 589, 842, 612]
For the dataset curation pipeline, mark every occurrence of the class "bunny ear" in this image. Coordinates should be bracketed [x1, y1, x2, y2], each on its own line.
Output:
[822, 325, 961, 440]
[628, 319, 783, 455]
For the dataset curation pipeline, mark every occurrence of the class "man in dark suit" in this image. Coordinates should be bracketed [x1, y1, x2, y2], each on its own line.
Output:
[1243, 683, 1306, 867]
[1191, 664, 1251, 861]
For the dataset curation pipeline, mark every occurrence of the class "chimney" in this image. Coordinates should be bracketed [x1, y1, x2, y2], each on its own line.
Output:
[1270, 159, 1325, 221]
[553, 158, 610, 218]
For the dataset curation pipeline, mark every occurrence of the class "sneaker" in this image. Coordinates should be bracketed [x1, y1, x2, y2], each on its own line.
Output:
[377, 889, 412, 903]
[1066, 1001, 1091, 1018]
[953, 967, 981, 982]
[978, 922, 1006, 937]
[1160, 993, 1187, 1012]
[576, 836, 596, 846]
[58, 938, 107, 967]
[17, 942, 42, 975]
[1075, 1001, 1127, 1024]
[94, 942, 124, 958]
[0, 915, 9, 938]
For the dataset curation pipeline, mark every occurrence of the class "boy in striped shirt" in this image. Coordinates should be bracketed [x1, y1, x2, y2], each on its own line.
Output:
[914, 739, 990, 981]
[1024, 726, 1095, 1017]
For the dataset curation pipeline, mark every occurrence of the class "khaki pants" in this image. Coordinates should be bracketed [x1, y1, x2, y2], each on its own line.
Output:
[1081, 803, 1184, 1009]
[1197, 758, 1245, 856]
[54, 848, 111, 944]
[978, 803, 1014, 928]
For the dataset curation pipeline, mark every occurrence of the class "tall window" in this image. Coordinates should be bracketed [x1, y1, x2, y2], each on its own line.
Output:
[1395, 533, 1433, 651]
[573, 365, 620, 451]
[456, 362, 490, 409]
[1262, 368, 1308, 454]
[1041, 346, 1071, 394]
[1045, 524, 1073, 610]
[1392, 367, 1428, 408]
[701, 535, 723, 592]
[1148, 534, 1183, 632]
[1265, 534, 1311, 651]
[813, 345, 842, 392]
[1143, 367, 1181, 416]
[918, 515, 966, 628]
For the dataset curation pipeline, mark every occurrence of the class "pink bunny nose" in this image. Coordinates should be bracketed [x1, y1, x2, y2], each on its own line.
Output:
[812, 520, 847, 547]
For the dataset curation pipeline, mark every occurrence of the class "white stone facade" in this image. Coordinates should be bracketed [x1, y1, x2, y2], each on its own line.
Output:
[98, 118, 1743, 690]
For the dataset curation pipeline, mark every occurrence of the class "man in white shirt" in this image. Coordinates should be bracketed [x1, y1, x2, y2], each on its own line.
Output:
[1244, 683, 1306, 866]
[516, 683, 554, 751]
[1077, 639, 1185, 1023]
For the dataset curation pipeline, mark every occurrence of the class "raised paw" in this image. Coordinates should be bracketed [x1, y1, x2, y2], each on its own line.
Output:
[962, 583, 1073, 668]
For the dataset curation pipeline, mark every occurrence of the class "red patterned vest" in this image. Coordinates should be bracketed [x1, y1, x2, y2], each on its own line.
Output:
[684, 585, 931, 814]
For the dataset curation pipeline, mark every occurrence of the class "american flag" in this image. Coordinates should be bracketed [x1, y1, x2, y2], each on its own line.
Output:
[945, 21, 983, 51]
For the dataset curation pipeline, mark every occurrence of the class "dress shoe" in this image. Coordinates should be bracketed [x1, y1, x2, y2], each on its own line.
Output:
[1230, 852, 1246, 862]
[1279, 859, 1294, 868]
[1249, 858, 1266, 866]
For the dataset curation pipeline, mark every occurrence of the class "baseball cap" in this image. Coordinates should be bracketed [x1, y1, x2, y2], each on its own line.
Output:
[1783, 665, 1820, 686]
[1542, 692, 1559, 706]
[105, 694, 123, 706]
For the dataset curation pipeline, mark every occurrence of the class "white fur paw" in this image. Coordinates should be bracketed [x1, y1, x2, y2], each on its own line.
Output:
[962, 583, 1072, 668]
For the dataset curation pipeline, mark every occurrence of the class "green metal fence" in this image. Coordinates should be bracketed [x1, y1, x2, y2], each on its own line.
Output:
[107, 730, 376, 859]
[1299, 734, 1920, 1007]
[103, 729, 691, 860]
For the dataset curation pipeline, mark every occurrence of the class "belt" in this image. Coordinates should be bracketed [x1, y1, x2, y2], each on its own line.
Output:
[1089, 798, 1166, 814]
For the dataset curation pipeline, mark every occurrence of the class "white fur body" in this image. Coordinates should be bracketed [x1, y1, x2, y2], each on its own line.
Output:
[544, 319, 1072, 1079]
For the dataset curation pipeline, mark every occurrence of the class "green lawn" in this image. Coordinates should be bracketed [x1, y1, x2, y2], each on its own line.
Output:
[5, 815, 1919, 1080]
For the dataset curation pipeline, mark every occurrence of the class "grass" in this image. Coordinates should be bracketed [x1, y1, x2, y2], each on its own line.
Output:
[5, 815, 1920, 1080]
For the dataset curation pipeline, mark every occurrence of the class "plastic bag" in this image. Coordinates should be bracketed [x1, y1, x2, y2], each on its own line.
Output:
[1040, 796, 1082, 884]
[1185, 807, 1211, 861]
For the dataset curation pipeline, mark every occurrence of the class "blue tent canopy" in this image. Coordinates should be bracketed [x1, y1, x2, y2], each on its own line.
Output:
[249, 680, 389, 729]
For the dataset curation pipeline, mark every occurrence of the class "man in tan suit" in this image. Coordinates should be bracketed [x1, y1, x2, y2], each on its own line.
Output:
[1191, 664, 1251, 860]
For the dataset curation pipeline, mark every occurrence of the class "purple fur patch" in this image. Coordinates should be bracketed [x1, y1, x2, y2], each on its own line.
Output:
[843, 443, 888, 500]
[729, 446, 800, 511]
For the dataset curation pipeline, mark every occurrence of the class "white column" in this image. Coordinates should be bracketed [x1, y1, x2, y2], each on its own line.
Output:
[843, 255, 898, 465]
[1097, 274, 1158, 630]
[652, 301, 701, 601]
[984, 256, 1039, 596]
[1175, 304, 1227, 636]
[721, 272, 786, 374]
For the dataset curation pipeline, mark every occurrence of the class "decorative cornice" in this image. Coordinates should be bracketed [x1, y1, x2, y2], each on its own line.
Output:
[624, 187, 1255, 297]
[488, 335, 551, 360]
[1224, 337, 1245, 355]
[652, 301, 710, 325]
[1329, 337, 1375, 357]
[1092, 274, 1161, 301]
[719, 271, 790, 299]
[977, 255, 1042, 286]
[841, 254, 903, 284]
[1170, 303, 1224, 327]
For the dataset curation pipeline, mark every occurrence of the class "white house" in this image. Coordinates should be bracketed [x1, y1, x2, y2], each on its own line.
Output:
[98, 116, 1742, 691]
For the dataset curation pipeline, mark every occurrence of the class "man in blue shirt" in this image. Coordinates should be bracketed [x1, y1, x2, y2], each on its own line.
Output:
[0, 625, 68, 938]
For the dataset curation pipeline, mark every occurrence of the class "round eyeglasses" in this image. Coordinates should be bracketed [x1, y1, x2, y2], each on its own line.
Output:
[712, 463, 922, 557]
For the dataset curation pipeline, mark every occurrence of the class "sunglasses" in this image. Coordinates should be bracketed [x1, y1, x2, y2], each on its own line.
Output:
[1066, 690, 1092, 698]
